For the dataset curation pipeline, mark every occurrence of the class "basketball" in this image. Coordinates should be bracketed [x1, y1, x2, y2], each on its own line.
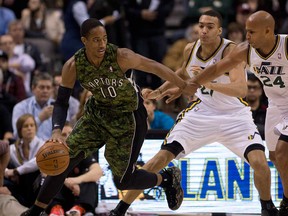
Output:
[36, 140, 70, 176]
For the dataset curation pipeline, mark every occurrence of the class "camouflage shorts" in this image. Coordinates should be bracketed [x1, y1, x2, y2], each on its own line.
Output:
[67, 98, 140, 178]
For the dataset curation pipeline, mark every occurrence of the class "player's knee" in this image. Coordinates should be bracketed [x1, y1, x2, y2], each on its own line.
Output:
[113, 178, 131, 190]
[275, 151, 287, 167]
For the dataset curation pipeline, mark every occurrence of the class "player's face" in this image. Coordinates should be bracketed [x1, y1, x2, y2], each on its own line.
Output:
[245, 20, 265, 49]
[82, 26, 108, 58]
[21, 117, 37, 140]
[198, 15, 222, 45]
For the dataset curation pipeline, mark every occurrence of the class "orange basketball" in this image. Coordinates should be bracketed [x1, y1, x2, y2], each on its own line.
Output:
[36, 140, 70, 176]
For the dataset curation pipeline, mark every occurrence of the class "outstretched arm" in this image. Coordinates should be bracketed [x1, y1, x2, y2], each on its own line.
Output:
[142, 43, 195, 100]
[117, 48, 187, 90]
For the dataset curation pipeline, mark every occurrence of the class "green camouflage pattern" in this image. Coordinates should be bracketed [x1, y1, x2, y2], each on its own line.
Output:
[67, 44, 141, 178]
[74, 43, 138, 112]
[67, 96, 136, 178]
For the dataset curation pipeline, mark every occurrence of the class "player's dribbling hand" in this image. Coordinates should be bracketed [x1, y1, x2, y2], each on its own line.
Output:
[50, 130, 70, 150]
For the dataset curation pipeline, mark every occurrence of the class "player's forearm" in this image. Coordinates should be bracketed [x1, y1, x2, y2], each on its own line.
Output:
[193, 64, 220, 85]
[207, 82, 247, 98]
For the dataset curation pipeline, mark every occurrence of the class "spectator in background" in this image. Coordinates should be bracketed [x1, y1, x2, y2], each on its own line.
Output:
[0, 34, 35, 95]
[12, 73, 56, 140]
[8, 20, 45, 73]
[0, 139, 29, 216]
[163, 23, 199, 71]
[88, 0, 126, 47]
[124, 0, 174, 89]
[47, 122, 102, 216]
[4, 114, 44, 207]
[143, 97, 175, 130]
[61, 0, 89, 62]
[226, 22, 245, 44]
[1, 0, 28, 19]
[235, 3, 253, 28]
[20, 0, 47, 38]
[53, 73, 80, 121]
[245, 73, 267, 140]
[0, 50, 26, 113]
[21, 0, 65, 44]
[0, 0, 16, 35]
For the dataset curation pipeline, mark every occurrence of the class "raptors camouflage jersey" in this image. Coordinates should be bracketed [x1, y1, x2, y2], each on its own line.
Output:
[74, 43, 140, 112]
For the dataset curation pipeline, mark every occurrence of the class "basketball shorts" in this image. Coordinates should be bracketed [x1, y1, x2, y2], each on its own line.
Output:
[164, 102, 264, 162]
[265, 105, 288, 151]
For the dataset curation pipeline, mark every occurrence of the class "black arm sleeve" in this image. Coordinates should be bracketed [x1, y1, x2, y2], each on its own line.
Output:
[52, 86, 72, 131]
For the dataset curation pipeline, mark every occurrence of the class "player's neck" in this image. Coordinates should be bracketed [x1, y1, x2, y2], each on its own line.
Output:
[258, 35, 277, 55]
[86, 52, 104, 68]
[200, 37, 221, 59]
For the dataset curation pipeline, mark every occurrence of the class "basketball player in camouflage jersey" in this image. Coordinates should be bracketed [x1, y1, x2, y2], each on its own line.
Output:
[162, 11, 288, 216]
[21, 18, 191, 216]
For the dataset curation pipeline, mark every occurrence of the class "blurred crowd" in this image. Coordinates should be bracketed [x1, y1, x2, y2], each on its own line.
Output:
[0, 0, 287, 215]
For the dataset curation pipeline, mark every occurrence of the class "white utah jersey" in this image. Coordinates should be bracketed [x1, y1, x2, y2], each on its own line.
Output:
[186, 38, 248, 113]
[248, 34, 288, 112]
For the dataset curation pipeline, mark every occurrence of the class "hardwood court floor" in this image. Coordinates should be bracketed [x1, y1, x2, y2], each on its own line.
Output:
[96, 200, 281, 215]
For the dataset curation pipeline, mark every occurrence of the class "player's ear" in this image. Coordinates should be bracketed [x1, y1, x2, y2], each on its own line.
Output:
[81, 37, 86, 45]
[218, 27, 223, 36]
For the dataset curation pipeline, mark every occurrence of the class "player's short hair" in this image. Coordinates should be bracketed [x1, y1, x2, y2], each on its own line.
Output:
[201, 10, 223, 27]
[80, 18, 104, 38]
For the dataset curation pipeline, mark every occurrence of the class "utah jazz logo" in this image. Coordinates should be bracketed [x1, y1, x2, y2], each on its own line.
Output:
[253, 62, 284, 75]
[248, 132, 260, 140]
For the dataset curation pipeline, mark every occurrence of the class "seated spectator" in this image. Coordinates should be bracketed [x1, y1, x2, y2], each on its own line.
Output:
[0, 50, 26, 112]
[163, 23, 199, 71]
[0, 0, 16, 35]
[245, 73, 267, 140]
[12, 73, 57, 140]
[47, 122, 103, 216]
[0, 140, 29, 216]
[226, 22, 245, 44]
[4, 114, 45, 207]
[143, 97, 175, 130]
[0, 34, 35, 95]
[8, 20, 45, 73]
[21, 0, 65, 44]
